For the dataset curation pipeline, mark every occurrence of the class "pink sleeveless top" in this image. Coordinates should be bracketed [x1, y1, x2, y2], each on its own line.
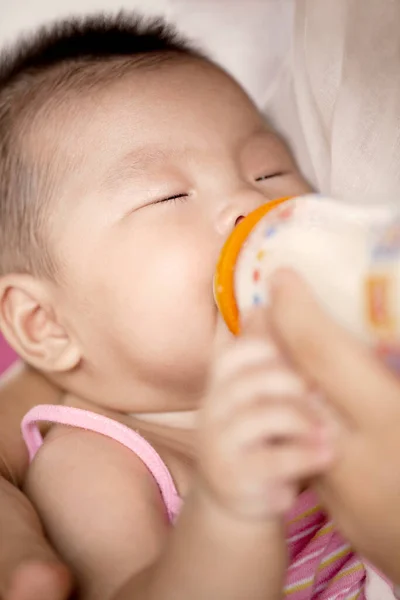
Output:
[21, 405, 396, 600]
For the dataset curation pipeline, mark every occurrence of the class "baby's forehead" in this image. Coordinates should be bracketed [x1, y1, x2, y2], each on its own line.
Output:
[33, 58, 263, 173]
[30, 57, 298, 232]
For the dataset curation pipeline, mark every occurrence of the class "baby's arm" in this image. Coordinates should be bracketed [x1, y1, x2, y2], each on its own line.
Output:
[24, 428, 169, 600]
[24, 312, 332, 600]
[25, 427, 282, 600]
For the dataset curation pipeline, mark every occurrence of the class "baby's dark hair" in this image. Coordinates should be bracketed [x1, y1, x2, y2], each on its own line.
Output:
[0, 13, 201, 278]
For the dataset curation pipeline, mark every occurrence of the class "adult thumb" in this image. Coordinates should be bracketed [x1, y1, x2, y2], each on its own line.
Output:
[267, 268, 400, 425]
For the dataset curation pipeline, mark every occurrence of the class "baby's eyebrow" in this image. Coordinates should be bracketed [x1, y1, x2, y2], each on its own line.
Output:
[102, 146, 171, 189]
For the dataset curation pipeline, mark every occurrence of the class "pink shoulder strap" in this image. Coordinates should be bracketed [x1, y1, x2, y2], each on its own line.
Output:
[21, 405, 182, 522]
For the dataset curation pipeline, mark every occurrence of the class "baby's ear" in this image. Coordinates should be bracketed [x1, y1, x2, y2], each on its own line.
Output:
[0, 274, 80, 373]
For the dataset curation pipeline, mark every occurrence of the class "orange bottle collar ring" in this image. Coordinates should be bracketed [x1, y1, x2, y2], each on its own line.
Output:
[214, 196, 292, 335]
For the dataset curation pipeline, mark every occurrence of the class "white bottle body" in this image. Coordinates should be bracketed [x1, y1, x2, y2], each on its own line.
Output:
[235, 195, 400, 354]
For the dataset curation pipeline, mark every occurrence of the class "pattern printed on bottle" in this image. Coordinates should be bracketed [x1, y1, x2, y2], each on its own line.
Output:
[365, 274, 395, 334]
[370, 219, 400, 263]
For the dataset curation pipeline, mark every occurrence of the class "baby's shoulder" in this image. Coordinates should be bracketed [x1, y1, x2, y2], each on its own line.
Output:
[23, 422, 171, 599]
[26, 423, 166, 518]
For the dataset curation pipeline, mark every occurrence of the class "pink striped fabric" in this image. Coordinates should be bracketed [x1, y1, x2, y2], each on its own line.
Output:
[284, 490, 365, 599]
[21, 405, 391, 599]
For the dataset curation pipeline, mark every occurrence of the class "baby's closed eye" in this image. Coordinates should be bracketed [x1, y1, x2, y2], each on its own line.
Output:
[153, 192, 190, 205]
[255, 171, 287, 182]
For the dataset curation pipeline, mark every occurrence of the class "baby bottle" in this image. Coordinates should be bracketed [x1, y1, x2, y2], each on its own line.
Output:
[214, 193, 400, 368]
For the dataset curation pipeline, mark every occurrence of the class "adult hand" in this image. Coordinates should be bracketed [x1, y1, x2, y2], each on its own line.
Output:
[0, 364, 72, 600]
[267, 269, 400, 584]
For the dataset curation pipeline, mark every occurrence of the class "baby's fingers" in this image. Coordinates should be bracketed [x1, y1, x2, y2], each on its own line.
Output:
[237, 440, 333, 495]
[263, 441, 333, 481]
[223, 404, 323, 450]
[225, 443, 333, 519]
[225, 369, 308, 415]
[212, 338, 279, 383]
[240, 305, 273, 341]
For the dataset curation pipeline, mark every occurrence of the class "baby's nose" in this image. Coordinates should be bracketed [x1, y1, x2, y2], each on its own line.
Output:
[235, 215, 245, 227]
[215, 193, 264, 236]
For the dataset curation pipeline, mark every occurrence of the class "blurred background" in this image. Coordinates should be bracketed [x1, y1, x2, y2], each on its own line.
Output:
[0, 336, 15, 374]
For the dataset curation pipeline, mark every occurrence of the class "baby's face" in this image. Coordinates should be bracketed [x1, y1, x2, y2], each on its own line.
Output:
[45, 58, 310, 411]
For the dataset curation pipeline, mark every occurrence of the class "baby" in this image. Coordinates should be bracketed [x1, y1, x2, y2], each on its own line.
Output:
[0, 13, 382, 600]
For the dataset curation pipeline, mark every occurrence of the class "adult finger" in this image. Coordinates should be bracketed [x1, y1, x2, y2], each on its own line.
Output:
[6, 561, 73, 600]
[0, 478, 73, 600]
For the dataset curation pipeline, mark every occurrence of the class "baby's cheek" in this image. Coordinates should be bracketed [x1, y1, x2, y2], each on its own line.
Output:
[153, 225, 212, 300]
[115, 214, 214, 335]
[151, 237, 214, 329]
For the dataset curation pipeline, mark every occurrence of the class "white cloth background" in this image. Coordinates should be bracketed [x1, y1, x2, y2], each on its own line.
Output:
[290, 0, 400, 202]
[1, 0, 400, 198]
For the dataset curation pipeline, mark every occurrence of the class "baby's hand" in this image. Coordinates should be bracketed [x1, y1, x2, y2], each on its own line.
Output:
[197, 309, 334, 521]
